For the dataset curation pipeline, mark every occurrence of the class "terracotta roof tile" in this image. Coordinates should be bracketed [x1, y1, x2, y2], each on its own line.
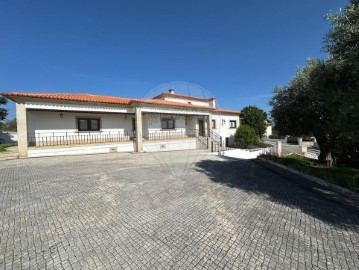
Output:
[1, 91, 241, 115]
[213, 108, 242, 115]
[1, 92, 132, 105]
[132, 98, 211, 110]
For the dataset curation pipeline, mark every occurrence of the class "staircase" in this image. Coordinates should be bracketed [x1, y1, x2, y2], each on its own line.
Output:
[192, 129, 235, 152]
[209, 129, 236, 152]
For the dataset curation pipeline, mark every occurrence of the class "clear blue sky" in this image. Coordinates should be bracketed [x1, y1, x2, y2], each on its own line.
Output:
[0, 0, 348, 119]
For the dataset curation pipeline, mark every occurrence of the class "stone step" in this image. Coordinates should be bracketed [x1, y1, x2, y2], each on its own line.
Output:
[0, 149, 19, 160]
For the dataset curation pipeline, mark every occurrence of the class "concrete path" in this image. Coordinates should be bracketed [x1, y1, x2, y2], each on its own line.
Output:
[0, 146, 19, 161]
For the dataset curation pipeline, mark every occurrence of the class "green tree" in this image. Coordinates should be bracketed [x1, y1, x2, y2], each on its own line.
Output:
[0, 96, 8, 123]
[2, 118, 17, 131]
[325, 0, 359, 63]
[271, 59, 341, 166]
[270, 0, 359, 167]
[324, 0, 359, 162]
[240, 106, 266, 138]
[234, 124, 258, 148]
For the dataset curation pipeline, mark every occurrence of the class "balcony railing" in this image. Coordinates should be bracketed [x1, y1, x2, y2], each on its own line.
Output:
[143, 129, 197, 141]
[28, 129, 199, 147]
[28, 131, 135, 147]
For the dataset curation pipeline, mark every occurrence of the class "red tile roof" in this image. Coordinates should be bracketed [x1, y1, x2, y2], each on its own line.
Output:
[1, 92, 132, 105]
[131, 98, 212, 110]
[1, 92, 241, 115]
[213, 108, 241, 114]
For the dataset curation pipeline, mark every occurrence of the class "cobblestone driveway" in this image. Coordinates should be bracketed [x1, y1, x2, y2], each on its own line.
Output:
[1, 150, 358, 269]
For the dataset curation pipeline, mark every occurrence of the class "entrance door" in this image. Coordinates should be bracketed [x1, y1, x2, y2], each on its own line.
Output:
[198, 119, 205, 136]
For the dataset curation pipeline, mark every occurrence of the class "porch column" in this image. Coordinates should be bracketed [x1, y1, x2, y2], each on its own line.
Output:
[16, 102, 28, 157]
[207, 114, 212, 136]
[135, 107, 143, 152]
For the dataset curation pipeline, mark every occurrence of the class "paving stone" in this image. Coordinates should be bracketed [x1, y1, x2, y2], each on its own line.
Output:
[0, 150, 358, 269]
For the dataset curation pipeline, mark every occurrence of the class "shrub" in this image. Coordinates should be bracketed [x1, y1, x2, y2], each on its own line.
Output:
[234, 124, 258, 148]
[261, 154, 359, 192]
[269, 131, 282, 139]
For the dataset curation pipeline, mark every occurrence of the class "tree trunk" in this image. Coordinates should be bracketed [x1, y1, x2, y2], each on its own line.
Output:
[316, 134, 335, 167]
[318, 144, 334, 167]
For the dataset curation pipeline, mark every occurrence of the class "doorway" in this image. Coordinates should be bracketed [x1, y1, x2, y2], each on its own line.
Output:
[198, 119, 205, 136]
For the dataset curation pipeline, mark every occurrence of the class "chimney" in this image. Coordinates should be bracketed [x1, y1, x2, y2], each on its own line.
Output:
[168, 88, 175, 94]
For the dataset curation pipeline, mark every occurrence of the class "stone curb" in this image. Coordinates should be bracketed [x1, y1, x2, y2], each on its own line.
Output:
[258, 157, 359, 200]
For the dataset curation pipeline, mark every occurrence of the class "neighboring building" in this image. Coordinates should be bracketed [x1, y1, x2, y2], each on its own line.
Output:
[1, 89, 241, 158]
[264, 120, 272, 138]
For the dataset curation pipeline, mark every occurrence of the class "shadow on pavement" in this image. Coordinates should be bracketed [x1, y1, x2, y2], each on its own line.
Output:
[195, 156, 359, 227]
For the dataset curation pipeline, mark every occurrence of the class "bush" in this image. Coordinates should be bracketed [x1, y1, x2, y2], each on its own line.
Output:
[234, 124, 258, 148]
[0, 143, 17, 152]
[286, 136, 298, 144]
[261, 154, 359, 192]
[269, 131, 282, 139]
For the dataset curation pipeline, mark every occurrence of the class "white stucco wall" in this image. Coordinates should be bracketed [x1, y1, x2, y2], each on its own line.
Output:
[143, 139, 198, 152]
[162, 97, 211, 107]
[265, 125, 272, 137]
[211, 114, 240, 145]
[28, 143, 135, 157]
[185, 116, 199, 133]
[143, 114, 186, 134]
[27, 110, 133, 136]
[27, 111, 134, 147]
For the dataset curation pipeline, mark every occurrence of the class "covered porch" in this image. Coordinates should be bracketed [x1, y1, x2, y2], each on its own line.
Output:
[18, 103, 212, 157]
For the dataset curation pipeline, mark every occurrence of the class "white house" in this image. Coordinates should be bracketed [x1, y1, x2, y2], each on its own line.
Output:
[264, 120, 273, 138]
[1, 89, 241, 158]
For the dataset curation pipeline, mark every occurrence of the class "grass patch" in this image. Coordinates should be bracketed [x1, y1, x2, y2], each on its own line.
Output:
[0, 143, 17, 152]
[261, 154, 359, 192]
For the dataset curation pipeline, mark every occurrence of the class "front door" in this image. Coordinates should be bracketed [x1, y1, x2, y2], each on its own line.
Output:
[198, 119, 205, 136]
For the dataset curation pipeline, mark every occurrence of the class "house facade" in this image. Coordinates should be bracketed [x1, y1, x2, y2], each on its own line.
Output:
[1, 90, 241, 158]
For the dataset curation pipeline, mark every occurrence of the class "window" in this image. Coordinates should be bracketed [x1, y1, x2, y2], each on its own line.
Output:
[212, 119, 216, 129]
[161, 119, 175, 129]
[229, 120, 237, 128]
[77, 118, 100, 131]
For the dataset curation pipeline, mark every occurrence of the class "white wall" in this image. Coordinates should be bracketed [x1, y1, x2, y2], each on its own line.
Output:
[144, 113, 186, 134]
[217, 147, 272, 159]
[143, 139, 197, 152]
[211, 114, 240, 145]
[163, 97, 211, 107]
[28, 143, 135, 157]
[185, 116, 199, 133]
[265, 125, 272, 137]
[27, 110, 133, 136]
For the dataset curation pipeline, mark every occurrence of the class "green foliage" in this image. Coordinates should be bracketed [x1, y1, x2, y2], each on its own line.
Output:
[268, 131, 283, 139]
[1, 118, 17, 132]
[262, 154, 359, 192]
[0, 143, 17, 152]
[240, 106, 266, 138]
[324, 0, 359, 62]
[234, 124, 258, 148]
[0, 96, 8, 123]
[270, 1, 359, 167]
